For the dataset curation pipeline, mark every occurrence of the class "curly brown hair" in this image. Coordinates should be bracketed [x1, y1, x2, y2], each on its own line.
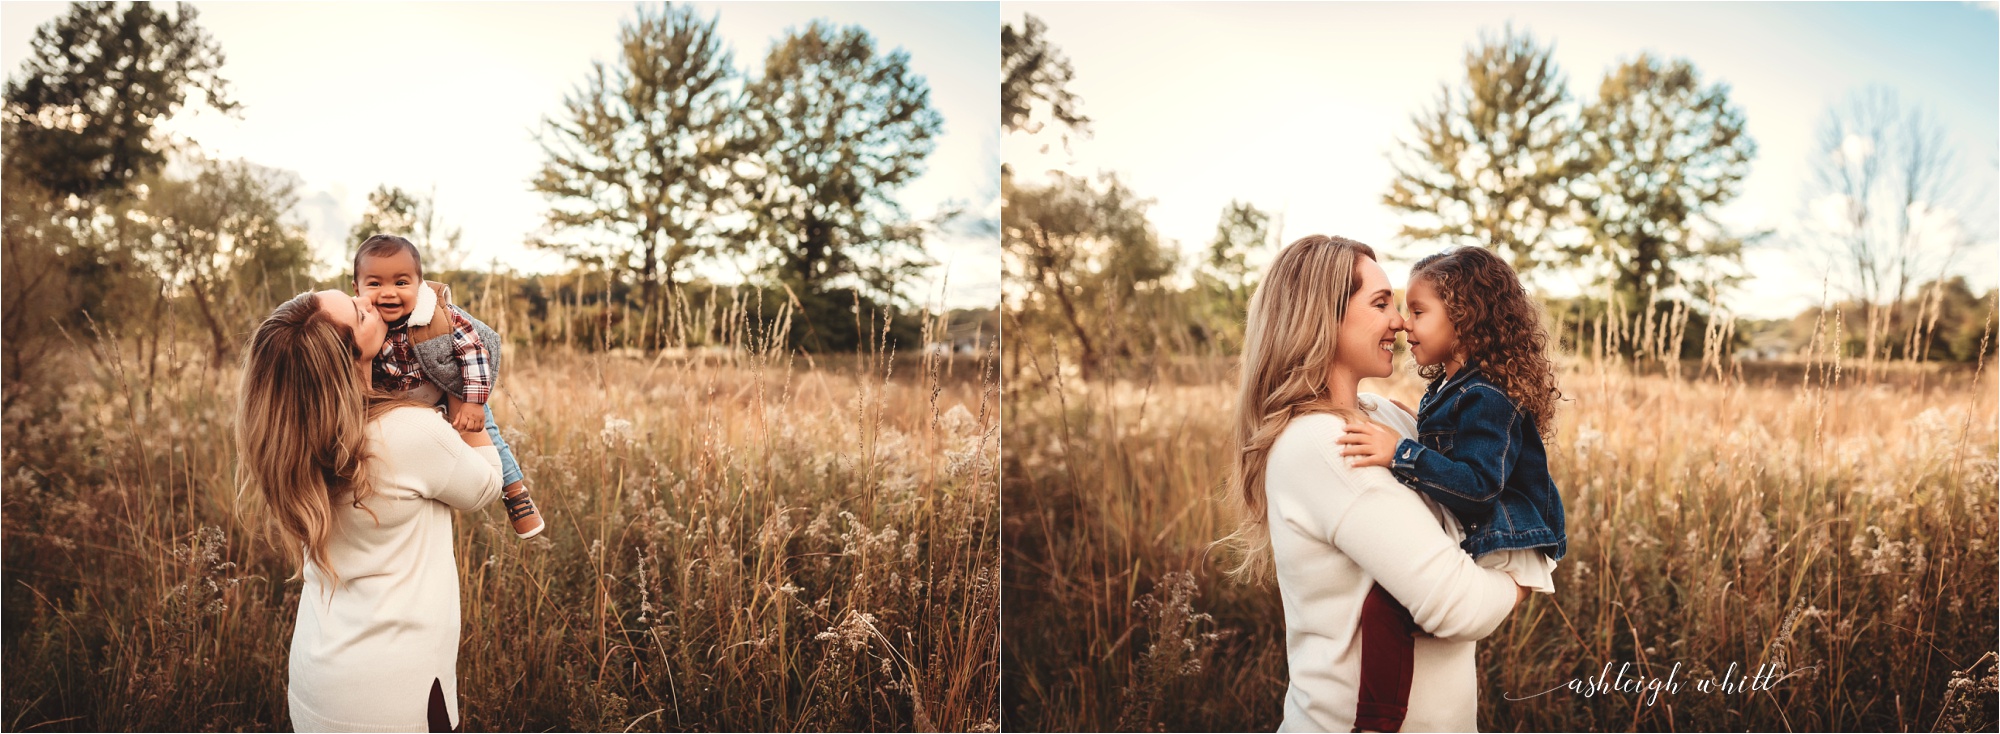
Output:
[1409, 247, 1562, 439]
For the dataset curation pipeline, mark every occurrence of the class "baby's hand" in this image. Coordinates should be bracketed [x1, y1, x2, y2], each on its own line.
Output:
[1336, 421, 1400, 469]
[446, 396, 485, 433]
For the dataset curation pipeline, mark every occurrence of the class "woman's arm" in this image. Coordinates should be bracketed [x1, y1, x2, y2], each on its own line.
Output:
[1276, 415, 1522, 642]
[391, 408, 502, 512]
[1329, 484, 1521, 642]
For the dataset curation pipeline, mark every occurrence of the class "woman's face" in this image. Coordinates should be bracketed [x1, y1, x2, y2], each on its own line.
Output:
[1333, 256, 1404, 381]
[316, 289, 386, 363]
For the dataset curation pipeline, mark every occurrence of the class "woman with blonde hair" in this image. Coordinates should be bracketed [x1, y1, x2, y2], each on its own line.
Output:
[1221, 235, 1525, 731]
[237, 290, 502, 732]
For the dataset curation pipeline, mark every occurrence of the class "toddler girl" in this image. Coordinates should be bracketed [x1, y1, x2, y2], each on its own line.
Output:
[1337, 246, 1566, 731]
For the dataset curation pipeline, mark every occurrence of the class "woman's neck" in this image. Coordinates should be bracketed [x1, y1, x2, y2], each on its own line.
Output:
[1323, 364, 1366, 412]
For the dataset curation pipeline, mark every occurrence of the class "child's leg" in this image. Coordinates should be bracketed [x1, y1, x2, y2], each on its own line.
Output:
[483, 403, 544, 539]
[482, 403, 525, 488]
[1354, 582, 1417, 732]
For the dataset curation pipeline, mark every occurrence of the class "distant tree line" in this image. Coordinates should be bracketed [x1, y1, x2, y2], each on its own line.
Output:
[999, 13, 1995, 380]
[1743, 276, 1996, 364]
[3, 2, 957, 402]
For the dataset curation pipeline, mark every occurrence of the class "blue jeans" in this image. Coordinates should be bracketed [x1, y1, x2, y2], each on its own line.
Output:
[483, 403, 524, 488]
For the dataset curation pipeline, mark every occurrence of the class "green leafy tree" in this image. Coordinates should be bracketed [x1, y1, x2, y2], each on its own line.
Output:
[1910, 276, 1997, 363]
[1001, 13, 1089, 139]
[2, 0, 240, 369]
[1576, 53, 1757, 310]
[1, 162, 92, 395]
[349, 184, 467, 274]
[1187, 200, 1274, 353]
[139, 155, 313, 363]
[738, 20, 942, 304]
[1383, 26, 1585, 272]
[533, 3, 738, 312]
[1202, 200, 1271, 297]
[2, 1, 237, 199]
[1002, 171, 1175, 377]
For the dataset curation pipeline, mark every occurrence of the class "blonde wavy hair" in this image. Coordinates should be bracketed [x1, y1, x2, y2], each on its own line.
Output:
[235, 291, 399, 587]
[1219, 235, 1378, 584]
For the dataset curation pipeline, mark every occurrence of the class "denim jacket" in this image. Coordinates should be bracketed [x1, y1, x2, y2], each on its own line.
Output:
[1389, 365, 1567, 560]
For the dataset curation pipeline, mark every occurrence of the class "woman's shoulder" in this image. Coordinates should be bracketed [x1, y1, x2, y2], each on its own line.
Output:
[1278, 411, 1349, 438]
[368, 405, 456, 447]
[374, 404, 446, 423]
[1268, 413, 1352, 471]
[1266, 413, 1394, 508]
[1276, 404, 1402, 442]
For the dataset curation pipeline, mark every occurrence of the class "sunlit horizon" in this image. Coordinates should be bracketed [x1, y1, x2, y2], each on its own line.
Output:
[1, 1, 1001, 310]
[1004, 1, 1999, 320]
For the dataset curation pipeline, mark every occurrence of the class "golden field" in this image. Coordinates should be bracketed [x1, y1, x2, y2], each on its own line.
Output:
[1003, 347, 1999, 731]
[2, 333, 999, 731]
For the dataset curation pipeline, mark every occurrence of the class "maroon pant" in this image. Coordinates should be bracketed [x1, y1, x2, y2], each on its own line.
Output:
[428, 678, 458, 733]
[1354, 582, 1418, 732]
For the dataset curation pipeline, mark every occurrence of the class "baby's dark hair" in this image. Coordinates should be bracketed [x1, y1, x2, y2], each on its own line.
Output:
[352, 234, 423, 283]
[1409, 246, 1562, 438]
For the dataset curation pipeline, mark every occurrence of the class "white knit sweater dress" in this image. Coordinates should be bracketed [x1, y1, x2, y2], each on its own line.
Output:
[287, 406, 502, 732]
[1266, 394, 1524, 732]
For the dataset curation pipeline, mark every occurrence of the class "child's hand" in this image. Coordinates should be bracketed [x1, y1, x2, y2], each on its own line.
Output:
[1388, 397, 1415, 416]
[446, 396, 485, 433]
[1337, 421, 1401, 469]
[457, 426, 492, 447]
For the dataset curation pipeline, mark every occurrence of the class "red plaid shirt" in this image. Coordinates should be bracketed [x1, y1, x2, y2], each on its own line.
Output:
[371, 304, 494, 404]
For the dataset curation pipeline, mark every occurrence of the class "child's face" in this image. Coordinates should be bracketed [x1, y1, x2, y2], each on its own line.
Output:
[355, 249, 422, 325]
[1403, 276, 1460, 369]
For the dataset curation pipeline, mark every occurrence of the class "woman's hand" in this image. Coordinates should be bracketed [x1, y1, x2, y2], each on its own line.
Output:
[1337, 421, 1401, 468]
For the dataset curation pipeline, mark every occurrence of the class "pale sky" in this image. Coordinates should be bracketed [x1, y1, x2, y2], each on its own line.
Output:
[1004, 2, 2000, 319]
[1, 1, 1001, 310]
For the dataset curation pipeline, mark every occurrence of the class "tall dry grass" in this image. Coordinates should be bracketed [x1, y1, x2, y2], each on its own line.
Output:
[1003, 313, 1999, 731]
[2, 313, 999, 731]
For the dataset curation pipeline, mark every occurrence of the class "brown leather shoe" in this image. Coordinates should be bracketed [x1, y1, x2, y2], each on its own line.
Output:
[503, 487, 545, 539]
